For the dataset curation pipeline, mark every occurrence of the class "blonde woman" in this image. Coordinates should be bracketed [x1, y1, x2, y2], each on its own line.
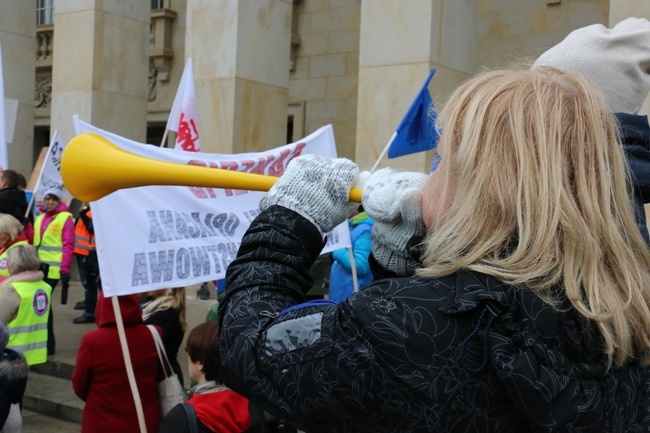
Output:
[142, 287, 187, 386]
[216, 64, 650, 432]
[0, 214, 29, 283]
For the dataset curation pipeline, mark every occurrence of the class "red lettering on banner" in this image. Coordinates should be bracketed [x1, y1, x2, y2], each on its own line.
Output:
[177, 112, 200, 152]
[184, 142, 308, 199]
[251, 155, 275, 175]
[268, 149, 291, 177]
[219, 161, 239, 171]
[239, 160, 255, 172]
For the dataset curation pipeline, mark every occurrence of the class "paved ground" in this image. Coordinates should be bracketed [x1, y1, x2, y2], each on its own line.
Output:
[22, 410, 80, 433]
[20, 281, 216, 433]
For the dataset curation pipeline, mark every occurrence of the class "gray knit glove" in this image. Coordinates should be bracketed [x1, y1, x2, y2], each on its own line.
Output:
[362, 168, 429, 276]
[260, 154, 361, 234]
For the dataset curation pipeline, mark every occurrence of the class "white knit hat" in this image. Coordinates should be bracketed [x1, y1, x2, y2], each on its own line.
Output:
[533, 17, 650, 114]
[44, 184, 63, 200]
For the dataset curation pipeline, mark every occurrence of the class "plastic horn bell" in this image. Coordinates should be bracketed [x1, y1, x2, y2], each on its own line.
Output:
[60, 133, 364, 203]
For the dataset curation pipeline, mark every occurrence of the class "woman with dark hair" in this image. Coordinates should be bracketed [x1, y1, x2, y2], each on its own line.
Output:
[158, 321, 264, 433]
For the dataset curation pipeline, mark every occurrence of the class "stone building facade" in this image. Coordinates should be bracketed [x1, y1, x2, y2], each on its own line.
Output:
[0, 0, 648, 179]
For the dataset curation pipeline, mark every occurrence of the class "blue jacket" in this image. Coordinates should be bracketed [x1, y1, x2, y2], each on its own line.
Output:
[618, 113, 650, 245]
[329, 212, 373, 301]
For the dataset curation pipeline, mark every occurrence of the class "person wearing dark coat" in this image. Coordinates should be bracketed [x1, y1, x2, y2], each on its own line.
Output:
[72, 291, 163, 433]
[217, 23, 650, 433]
[0, 322, 28, 431]
[0, 170, 33, 244]
[617, 112, 650, 244]
[142, 287, 187, 387]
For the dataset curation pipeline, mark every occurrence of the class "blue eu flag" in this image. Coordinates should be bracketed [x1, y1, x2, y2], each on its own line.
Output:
[388, 69, 439, 159]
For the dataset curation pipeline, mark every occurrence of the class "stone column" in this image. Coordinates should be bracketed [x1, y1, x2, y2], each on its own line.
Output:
[186, 0, 292, 153]
[0, 1, 36, 174]
[356, 0, 476, 172]
[51, 2, 150, 144]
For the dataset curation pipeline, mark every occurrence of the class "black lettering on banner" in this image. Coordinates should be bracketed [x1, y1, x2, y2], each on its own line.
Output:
[147, 210, 167, 243]
[132, 253, 149, 285]
[243, 209, 261, 223]
[189, 246, 211, 277]
[323, 229, 340, 248]
[176, 248, 191, 279]
[184, 213, 202, 239]
[148, 250, 175, 283]
[131, 243, 241, 287]
[49, 140, 63, 170]
[210, 213, 240, 237]
[206, 245, 221, 273]
[174, 211, 190, 240]
[202, 214, 217, 236]
[216, 242, 240, 271]
[147, 210, 242, 243]
[159, 210, 175, 240]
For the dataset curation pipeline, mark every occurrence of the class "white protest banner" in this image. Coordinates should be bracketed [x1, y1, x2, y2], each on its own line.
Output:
[73, 117, 351, 297]
[32, 131, 71, 203]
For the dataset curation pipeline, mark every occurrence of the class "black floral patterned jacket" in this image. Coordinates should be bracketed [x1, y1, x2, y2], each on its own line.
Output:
[219, 205, 650, 433]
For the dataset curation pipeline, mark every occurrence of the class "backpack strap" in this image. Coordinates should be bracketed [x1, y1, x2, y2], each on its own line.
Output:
[181, 403, 199, 433]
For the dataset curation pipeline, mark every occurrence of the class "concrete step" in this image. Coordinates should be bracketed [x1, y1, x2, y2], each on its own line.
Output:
[23, 371, 84, 424]
[22, 409, 81, 433]
[31, 359, 75, 381]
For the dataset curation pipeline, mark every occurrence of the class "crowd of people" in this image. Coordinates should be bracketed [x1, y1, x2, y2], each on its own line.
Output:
[2, 16, 650, 433]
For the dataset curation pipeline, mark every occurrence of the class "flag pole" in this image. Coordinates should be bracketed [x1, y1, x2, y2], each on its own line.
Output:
[25, 136, 54, 219]
[24, 191, 36, 219]
[348, 248, 359, 293]
[112, 296, 148, 433]
[371, 132, 396, 173]
[159, 128, 169, 148]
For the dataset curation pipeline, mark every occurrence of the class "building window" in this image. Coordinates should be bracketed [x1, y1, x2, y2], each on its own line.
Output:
[151, 0, 165, 9]
[36, 0, 54, 26]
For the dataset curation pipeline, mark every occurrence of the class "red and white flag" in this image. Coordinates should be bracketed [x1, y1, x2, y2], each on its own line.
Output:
[166, 58, 200, 152]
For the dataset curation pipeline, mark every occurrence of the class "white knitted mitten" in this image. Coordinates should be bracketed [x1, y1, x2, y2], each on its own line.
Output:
[260, 154, 361, 234]
[362, 168, 429, 276]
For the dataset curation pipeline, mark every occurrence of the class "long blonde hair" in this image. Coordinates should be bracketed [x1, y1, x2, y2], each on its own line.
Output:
[143, 287, 188, 332]
[419, 66, 650, 368]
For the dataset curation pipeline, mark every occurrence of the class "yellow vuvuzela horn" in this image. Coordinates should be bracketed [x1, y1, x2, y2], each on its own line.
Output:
[61, 133, 363, 203]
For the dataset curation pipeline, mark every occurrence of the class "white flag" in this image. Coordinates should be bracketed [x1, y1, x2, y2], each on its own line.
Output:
[167, 58, 200, 152]
[0, 40, 8, 171]
[32, 131, 71, 209]
[72, 117, 350, 297]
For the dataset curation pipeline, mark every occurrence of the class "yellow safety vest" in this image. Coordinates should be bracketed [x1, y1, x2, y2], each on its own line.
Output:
[0, 240, 29, 279]
[6, 280, 52, 365]
[34, 212, 72, 279]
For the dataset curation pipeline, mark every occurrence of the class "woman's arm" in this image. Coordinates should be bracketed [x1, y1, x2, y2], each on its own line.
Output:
[60, 216, 75, 274]
[71, 335, 94, 401]
[0, 285, 20, 324]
